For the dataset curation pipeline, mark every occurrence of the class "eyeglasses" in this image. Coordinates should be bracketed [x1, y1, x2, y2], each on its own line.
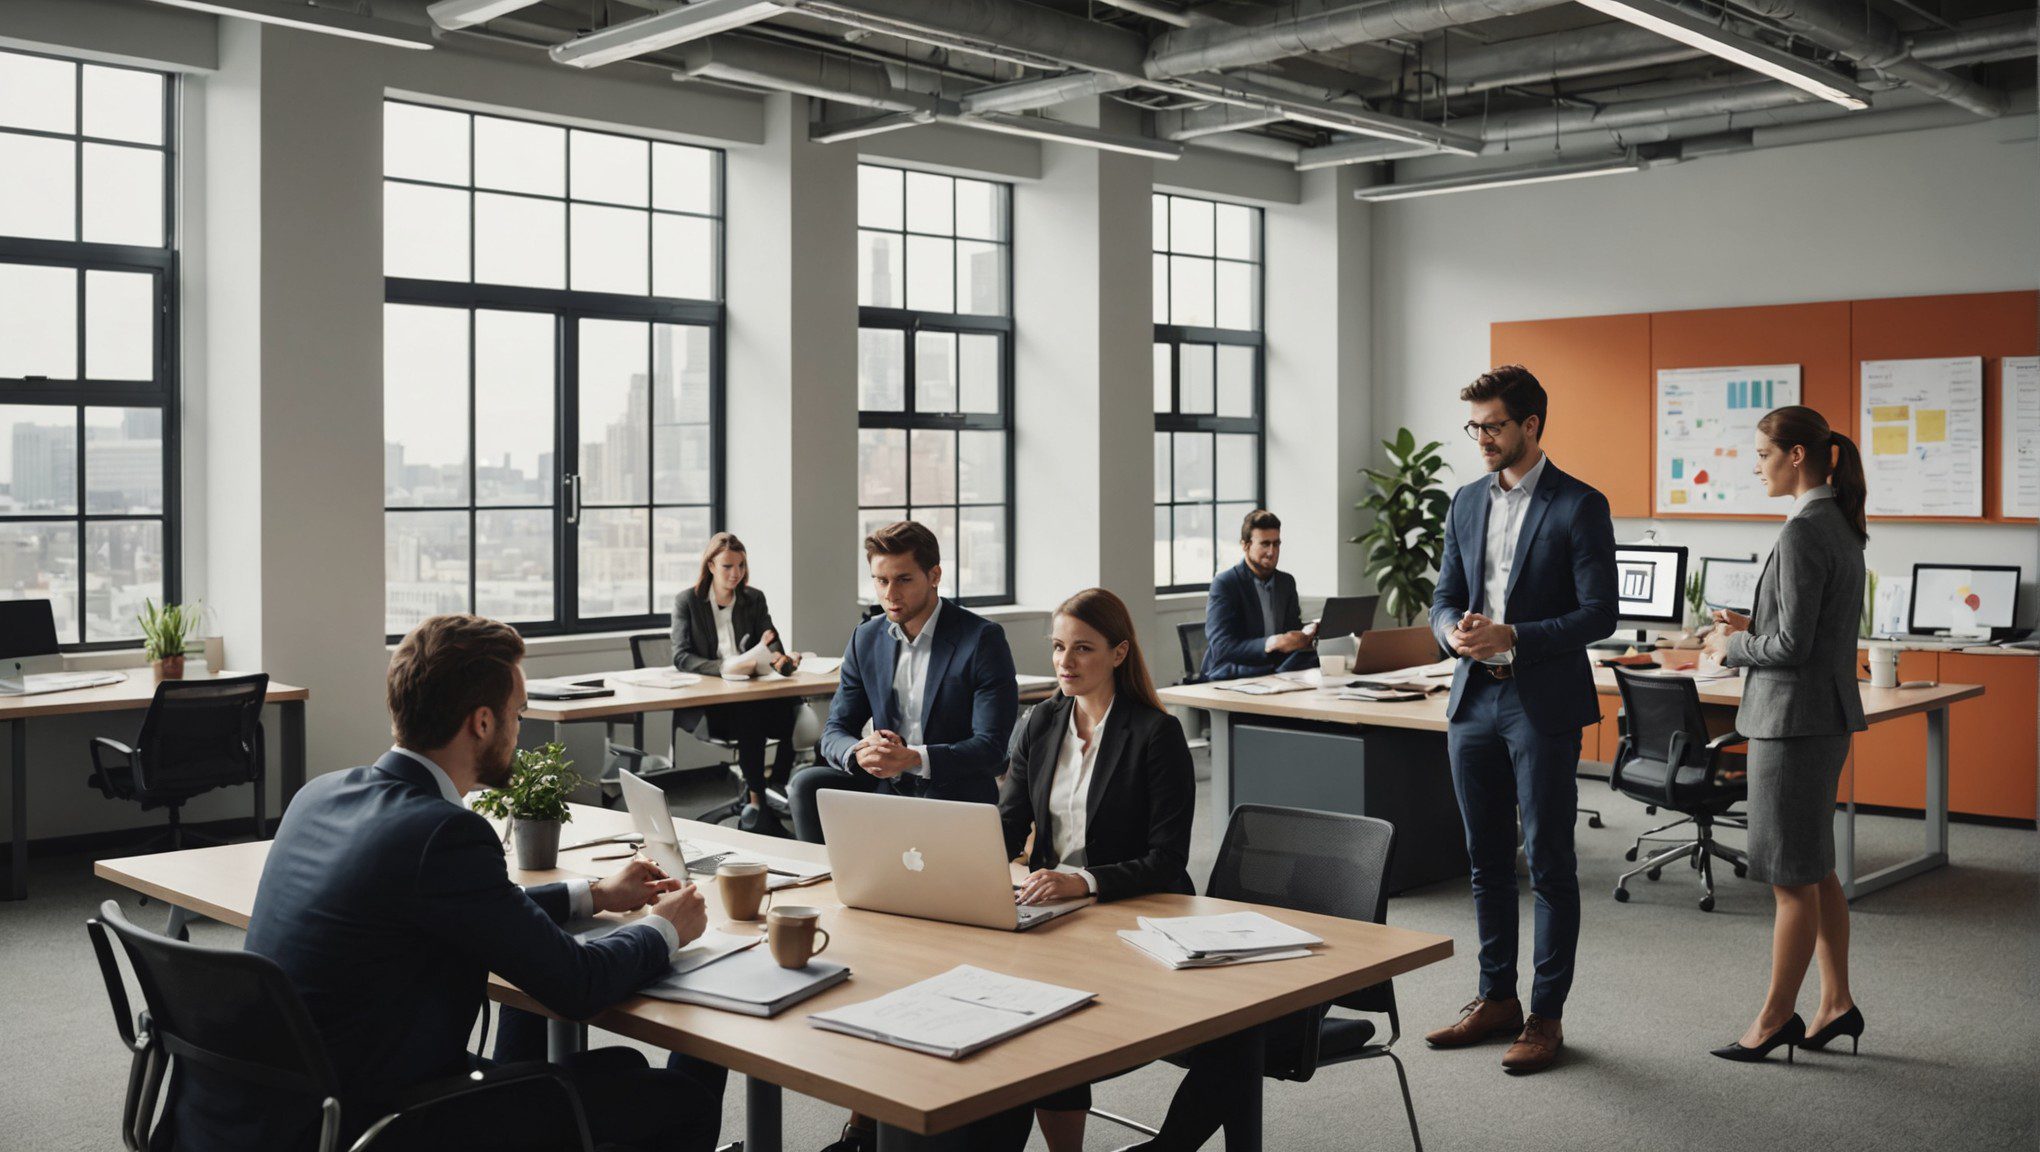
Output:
[1463, 419, 1516, 442]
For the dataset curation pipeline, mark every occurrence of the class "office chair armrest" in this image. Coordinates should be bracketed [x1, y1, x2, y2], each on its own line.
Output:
[1608, 735, 1631, 790]
[353, 1064, 594, 1152]
[90, 737, 136, 772]
[1704, 731, 1747, 752]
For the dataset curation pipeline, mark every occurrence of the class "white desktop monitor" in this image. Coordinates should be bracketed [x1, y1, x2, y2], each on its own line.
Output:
[1700, 556, 1762, 617]
[1612, 545, 1687, 628]
[1909, 564, 2020, 634]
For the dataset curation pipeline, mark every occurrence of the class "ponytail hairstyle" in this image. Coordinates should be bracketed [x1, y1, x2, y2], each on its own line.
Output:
[1053, 588, 1164, 712]
[1755, 405, 1869, 544]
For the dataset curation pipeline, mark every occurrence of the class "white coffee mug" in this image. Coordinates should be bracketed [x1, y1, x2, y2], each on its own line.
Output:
[1318, 651, 1349, 677]
[1867, 646, 1899, 689]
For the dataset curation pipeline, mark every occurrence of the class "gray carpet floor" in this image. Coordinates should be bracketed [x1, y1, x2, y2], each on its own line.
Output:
[6, 757, 2037, 1152]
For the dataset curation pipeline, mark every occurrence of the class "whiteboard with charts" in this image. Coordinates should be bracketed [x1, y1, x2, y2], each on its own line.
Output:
[1655, 364, 1802, 516]
[2003, 356, 2040, 520]
[1859, 357, 1983, 518]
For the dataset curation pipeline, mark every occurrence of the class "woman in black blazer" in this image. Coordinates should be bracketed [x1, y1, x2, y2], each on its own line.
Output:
[999, 587, 1195, 1152]
[670, 532, 802, 837]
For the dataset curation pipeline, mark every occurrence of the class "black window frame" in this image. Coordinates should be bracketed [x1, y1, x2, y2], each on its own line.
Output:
[855, 162, 1015, 607]
[381, 99, 726, 642]
[1153, 192, 1265, 594]
[0, 50, 179, 651]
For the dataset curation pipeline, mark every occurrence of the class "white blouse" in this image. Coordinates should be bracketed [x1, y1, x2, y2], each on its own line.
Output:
[1046, 700, 1111, 892]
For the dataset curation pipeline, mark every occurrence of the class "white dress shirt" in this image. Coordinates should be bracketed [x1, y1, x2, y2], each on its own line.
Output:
[388, 746, 679, 952]
[888, 598, 943, 778]
[1478, 452, 1550, 666]
[711, 595, 739, 661]
[1045, 701, 1110, 894]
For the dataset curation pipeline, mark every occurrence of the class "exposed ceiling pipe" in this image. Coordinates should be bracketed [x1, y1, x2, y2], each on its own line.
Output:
[1144, 0, 1572, 78]
[960, 70, 1135, 113]
[1730, 0, 2005, 116]
[1157, 103, 1290, 139]
[673, 36, 941, 112]
[789, 0, 1149, 77]
[1908, 16, 2039, 69]
[1377, 21, 1708, 97]
[1747, 86, 2033, 146]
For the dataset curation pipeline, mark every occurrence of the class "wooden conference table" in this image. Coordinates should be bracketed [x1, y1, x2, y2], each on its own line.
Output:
[1, 672, 309, 901]
[97, 804, 1452, 1151]
[1161, 667, 1983, 901]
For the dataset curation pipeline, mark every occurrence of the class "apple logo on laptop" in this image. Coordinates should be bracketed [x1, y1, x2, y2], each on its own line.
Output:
[901, 847, 925, 873]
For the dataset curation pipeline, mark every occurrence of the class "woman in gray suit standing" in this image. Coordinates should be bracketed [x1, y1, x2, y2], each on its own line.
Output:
[1701, 405, 1869, 1063]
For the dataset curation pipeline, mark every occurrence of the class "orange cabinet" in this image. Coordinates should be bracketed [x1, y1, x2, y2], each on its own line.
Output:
[1942, 654, 2039, 822]
[1845, 649, 1941, 810]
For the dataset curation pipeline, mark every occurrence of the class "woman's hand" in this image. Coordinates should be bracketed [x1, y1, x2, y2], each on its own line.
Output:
[1700, 627, 1732, 662]
[772, 652, 801, 676]
[1014, 869, 1090, 906]
[1709, 608, 1752, 635]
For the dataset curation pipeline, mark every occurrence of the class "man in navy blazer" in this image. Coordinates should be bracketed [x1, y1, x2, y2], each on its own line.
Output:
[168, 615, 725, 1151]
[1200, 509, 1317, 681]
[1423, 366, 1617, 1075]
[787, 520, 1019, 844]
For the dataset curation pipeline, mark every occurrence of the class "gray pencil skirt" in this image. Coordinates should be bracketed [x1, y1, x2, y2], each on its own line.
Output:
[1743, 733, 1853, 887]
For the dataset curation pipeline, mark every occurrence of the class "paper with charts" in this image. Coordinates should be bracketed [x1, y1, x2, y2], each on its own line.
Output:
[1656, 365, 1802, 515]
[1859, 357, 1983, 518]
[2003, 357, 2039, 519]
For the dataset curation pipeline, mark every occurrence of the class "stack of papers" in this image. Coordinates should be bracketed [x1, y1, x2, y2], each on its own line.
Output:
[786, 655, 842, 676]
[1337, 658, 1456, 693]
[808, 965, 1095, 1059]
[1135, 912, 1324, 961]
[614, 670, 704, 690]
[1118, 928, 1314, 969]
[690, 839, 831, 889]
[1215, 678, 1314, 696]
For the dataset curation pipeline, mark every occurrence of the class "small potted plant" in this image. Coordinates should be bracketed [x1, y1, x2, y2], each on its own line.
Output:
[137, 598, 200, 680]
[471, 742, 585, 871]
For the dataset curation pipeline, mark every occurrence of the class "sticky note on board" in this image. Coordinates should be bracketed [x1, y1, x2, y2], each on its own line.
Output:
[1872, 405, 1910, 422]
[1670, 490, 1688, 505]
[1916, 409, 1948, 443]
[1671, 459, 1684, 480]
[1872, 424, 1909, 455]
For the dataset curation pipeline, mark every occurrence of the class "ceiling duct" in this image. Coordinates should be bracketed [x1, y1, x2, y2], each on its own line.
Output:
[1144, 0, 1572, 78]
[1383, 21, 1708, 98]
[1731, 0, 2005, 115]
[674, 35, 939, 112]
[960, 70, 1134, 113]
[790, 0, 1148, 77]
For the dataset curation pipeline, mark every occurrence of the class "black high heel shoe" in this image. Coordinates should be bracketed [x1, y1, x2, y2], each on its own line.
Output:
[1803, 1006, 1865, 1054]
[1711, 1014, 1806, 1063]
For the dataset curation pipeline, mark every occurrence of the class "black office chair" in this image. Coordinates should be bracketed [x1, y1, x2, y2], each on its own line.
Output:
[605, 632, 800, 828]
[86, 899, 594, 1152]
[1091, 805, 1423, 1151]
[1609, 670, 1750, 912]
[86, 674, 270, 854]
[1175, 620, 1209, 685]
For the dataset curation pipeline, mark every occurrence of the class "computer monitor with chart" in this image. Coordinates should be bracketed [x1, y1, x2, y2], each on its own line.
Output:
[1700, 556, 1762, 618]
[1606, 544, 1688, 643]
[1908, 564, 2022, 638]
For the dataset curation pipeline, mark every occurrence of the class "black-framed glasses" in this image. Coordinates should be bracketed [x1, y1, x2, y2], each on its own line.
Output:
[1464, 418, 1515, 441]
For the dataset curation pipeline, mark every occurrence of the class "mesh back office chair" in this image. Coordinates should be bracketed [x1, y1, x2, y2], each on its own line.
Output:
[1609, 670, 1750, 912]
[1092, 806, 1423, 1152]
[607, 633, 802, 828]
[1176, 621, 1209, 685]
[86, 900, 593, 1152]
[86, 675, 270, 854]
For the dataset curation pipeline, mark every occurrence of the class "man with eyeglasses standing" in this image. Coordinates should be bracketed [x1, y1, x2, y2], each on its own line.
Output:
[1423, 365, 1617, 1075]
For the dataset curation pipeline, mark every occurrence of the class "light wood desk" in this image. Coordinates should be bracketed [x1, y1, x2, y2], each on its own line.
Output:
[1162, 669, 1985, 900]
[98, 803, 1451, 1151]
[2, 672, 309, 901]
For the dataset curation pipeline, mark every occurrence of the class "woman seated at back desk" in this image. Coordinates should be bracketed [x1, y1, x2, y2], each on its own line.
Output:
[999, 587, 1196, 1152]
[671, 532, 802, 838]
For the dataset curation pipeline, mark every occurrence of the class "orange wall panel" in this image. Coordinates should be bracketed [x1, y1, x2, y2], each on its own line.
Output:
[1846, 650, 1939, 809]
[1942, 654, 2039, 821]
[1491, 314, 1652, 517]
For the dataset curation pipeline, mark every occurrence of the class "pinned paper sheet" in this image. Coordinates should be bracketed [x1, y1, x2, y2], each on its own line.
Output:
[1872, 424, 1910, 455]
[1859, 357, 1983, 517]
[2003, 357, 2039, 519]
[1655, 364, 1802, 515]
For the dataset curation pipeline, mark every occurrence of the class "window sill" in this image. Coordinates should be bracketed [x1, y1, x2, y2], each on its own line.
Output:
[1155, 592, 1209, 612]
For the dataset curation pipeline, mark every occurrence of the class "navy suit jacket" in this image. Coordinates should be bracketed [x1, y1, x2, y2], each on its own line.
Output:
[819, 600, 1019, 805]
[1428, 460, 1618, 735]
[168, 752, 673, 1151]
[1202, 560, 1312, 682]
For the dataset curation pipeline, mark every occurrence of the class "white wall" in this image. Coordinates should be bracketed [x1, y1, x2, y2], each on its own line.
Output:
[1372, 114, 2040, 620]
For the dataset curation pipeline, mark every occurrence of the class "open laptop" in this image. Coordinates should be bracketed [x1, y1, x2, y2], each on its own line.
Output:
[617, 768, 725, 877]
[1312, 594, 1380, 643]
[818, 790, 1089, 931]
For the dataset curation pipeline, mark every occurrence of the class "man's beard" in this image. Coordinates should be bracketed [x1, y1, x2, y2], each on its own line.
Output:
[476, 723, 517, 789]
[1485, 439, 1525, 473]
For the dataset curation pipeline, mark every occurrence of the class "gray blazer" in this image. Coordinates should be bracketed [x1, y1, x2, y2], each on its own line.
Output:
[669, 584, 787, 734]
[1723, 489, 1869, 739]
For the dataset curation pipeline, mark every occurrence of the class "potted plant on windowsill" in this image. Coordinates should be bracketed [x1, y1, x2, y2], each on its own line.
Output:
[138, 598, 200, 681]
[471, 742, 585, 871]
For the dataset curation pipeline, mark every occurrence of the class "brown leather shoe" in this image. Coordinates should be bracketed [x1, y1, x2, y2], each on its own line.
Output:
[1502, 1015, 1564, 1073]
[1424, 997, 1526, 1048]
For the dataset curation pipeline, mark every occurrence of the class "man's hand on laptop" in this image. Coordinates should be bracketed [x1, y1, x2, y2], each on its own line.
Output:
[648, 883, 708, 948]
[592, 857, 684, 914]
[855, 730, 920, 778]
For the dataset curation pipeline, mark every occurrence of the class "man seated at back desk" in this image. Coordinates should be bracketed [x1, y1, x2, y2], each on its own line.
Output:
[1201, 507, 1317, 681]
[166, 614, 728, 1152]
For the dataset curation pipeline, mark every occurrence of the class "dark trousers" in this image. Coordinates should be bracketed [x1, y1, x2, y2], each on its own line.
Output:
[1445, 673, 1583, 1020]
[703, 698, 799, 795]
[786, 762, 916, 843]
[1139, 1008, 1325, 1150]
[488, 1006, 727, 1152]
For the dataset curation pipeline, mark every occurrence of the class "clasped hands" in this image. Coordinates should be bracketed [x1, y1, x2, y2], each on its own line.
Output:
[590, 857, 708, 947]
[853, 729, 921, 779]
[1449, 611, 1515, 661]
[1699, 608, 1751, 661]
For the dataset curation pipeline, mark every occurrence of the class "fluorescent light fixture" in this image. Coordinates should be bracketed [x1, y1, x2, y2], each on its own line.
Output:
[1353, 156, 1645, 201]
[1575, 0, 1869, 109]
[1177, 75, 1484, 157]
[1295, 139, 1448, 171]
[146, 0, 434, 49]
[425, 0, 546, 31]
[950, 111, 1185, 160]
[810, 110, 936, 144]
[550, 0, 786, 69]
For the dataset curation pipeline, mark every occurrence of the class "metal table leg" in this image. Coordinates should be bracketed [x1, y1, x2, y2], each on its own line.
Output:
[5, 720, 24, 901]
[545, 1018, 587, 1063]
[1842, 705, 1953, 901]
[1208, 710, 1233, 845]
[280, 700, 307, 807]
[745, 1075, 782, 1152]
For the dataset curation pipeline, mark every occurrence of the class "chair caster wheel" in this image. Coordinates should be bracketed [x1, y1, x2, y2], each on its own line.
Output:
[1734, 864, 1748, 878]
[1699, 896, 1716, 912]
[1613, 887, 1630, 902]
[1623, 847, 1638, 862]
[1646, 867, 1662, 882]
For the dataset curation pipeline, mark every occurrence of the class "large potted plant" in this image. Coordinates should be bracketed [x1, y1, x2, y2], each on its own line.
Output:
[137, 598, 200, 680]
[471, 742, 586, 871]
[1352, 429, 1452, 626]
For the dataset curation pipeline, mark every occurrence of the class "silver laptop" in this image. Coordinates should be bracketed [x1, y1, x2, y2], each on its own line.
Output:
[617, 768, 726, 876]
[817, 790, 1090, 931]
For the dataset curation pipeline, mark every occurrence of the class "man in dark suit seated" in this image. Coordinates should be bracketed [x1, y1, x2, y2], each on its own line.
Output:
[1200, 508, 1317, 681]
[166, 614, 725, 1151]
[786, 518, 1020, 845]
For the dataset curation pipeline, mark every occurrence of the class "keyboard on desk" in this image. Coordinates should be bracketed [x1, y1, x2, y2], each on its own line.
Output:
[10, 671, 127, 696]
